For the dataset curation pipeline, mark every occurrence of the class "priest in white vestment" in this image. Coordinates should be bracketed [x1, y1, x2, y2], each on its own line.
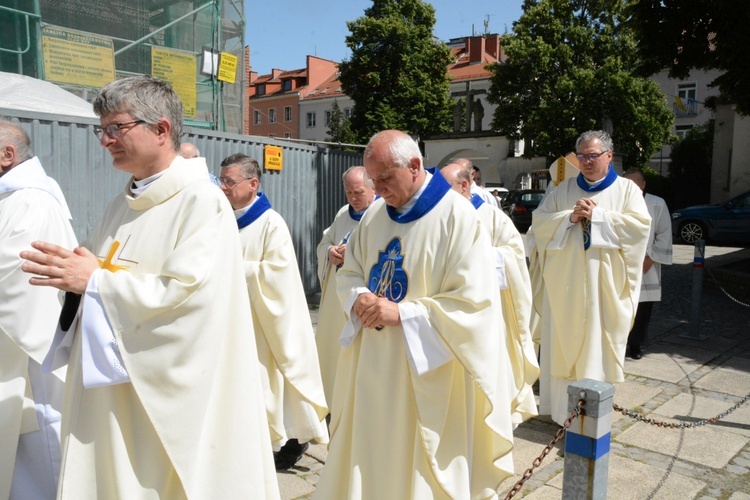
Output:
[441, 162, 539, 426]
[220, 153, 329, 470]
[623, 168, 673, 359]
[315, 166, 375, 409]
[529, 130, 651, 426]
[314, 130, 514, 500]
[20, 76, 279, 499]
[0, 119, 78, 500]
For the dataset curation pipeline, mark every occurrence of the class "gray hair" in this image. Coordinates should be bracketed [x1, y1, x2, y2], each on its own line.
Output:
[576, 130, 614, 153]
[94, 76, 183, 151]
[221, 153, 262, 183]
[0, 117, 33, 163]
[364, 130, 423, 169]
[342, 165, 373, 188]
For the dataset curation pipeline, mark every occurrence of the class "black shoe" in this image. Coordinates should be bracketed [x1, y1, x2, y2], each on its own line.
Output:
[274, 440, 309, 471]
[630, 348, 643, 360]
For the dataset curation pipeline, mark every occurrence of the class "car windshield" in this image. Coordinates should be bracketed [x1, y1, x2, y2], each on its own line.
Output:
[521, 193, 544, 203]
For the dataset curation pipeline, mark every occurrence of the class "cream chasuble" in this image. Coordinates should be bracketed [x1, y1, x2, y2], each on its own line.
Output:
[55, 157, 279, 499]
[475, 200, 539, 425]
[0, 158, 77, 500]
[314, 174, 514, 500]
[530, 170, 650, 425]
[315, 204, 361, 407]
[236, 198, 329, 448]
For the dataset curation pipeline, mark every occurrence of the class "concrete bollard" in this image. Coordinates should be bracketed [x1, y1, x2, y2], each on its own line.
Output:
[680, 238, 708, 340]
[562, 379, 615, 500]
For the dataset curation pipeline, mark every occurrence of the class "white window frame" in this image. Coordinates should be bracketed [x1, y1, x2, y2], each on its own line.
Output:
[253, 110, 261, 125]
[284, 106, 292, 122]
[268, 108, 276, 124]
[306, 112, 317, 127]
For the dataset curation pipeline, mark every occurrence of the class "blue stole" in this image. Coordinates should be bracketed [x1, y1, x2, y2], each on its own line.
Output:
[470, 193, 484, 209]
[576, 165, 618, 249]
[348, 204, 366, 222]
[385, 170, 451, 224]
[236, 192, 272, 230]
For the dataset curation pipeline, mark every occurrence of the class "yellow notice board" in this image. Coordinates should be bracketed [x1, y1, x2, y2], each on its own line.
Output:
[151, 47, 197, 118]
[218, 52, 238, 84]
[41, 25, 115, 88]
[265, 145, 283, 171]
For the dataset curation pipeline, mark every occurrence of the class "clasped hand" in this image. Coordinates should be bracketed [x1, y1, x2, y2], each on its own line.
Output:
[20, 241, 99, 295]
[328, 243, 346, 266]
[571, 197, 597, 223]
[353, 292, 401, 329]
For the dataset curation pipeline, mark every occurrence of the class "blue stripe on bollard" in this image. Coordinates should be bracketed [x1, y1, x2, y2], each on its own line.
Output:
[565, 431, 611, 460]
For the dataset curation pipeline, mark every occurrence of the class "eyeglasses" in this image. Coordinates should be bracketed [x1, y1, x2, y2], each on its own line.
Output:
[218, 177, 250, 188]
[93, 120, 145, 140]
[576, 150, 610, 162]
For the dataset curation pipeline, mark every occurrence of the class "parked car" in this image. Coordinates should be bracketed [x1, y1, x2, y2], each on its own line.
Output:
[501, 189, 545, 232]
[671, 190, 750, 245]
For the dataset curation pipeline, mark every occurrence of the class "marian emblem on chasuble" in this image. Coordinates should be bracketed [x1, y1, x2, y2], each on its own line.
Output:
[368, 237, 408, 302]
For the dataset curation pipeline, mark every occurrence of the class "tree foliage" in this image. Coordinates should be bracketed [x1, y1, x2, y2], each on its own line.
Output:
[339, 0, 455, 143]
[487, 0, 673, 167]
[669, 120, 714, 208]
[627, 0, 750, 116]
[325, 100, 357, 147]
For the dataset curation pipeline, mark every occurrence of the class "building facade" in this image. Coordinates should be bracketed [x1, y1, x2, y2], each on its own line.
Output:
[0, 0, 245, 133]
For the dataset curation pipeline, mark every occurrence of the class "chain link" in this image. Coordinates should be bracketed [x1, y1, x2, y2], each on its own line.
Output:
[698, 245, 750, 308]
[613, 390, 750, 428]
[503, 401, 583, 499]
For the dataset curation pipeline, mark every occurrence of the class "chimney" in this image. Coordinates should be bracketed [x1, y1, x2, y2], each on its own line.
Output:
[485, 34, 501, 59]
[468, 36, 485, 64]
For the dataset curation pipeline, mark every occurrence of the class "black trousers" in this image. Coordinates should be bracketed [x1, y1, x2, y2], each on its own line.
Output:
[627, 301, 654, 350]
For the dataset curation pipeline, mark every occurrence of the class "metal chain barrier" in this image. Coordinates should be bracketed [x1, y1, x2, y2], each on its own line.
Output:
[699, 245, 750, 308]
[503, 401, 583, 499]
[613, 390, 750, 428]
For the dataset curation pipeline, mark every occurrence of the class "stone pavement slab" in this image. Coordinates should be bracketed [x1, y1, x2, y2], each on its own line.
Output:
[693, 367, 750, 397]
[653, 392, 750, 438]
[623, 348, 718, 383]
[615, 422, 748, 469]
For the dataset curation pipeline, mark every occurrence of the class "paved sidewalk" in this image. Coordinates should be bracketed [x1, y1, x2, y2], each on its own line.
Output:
[280, 243, 750, 499]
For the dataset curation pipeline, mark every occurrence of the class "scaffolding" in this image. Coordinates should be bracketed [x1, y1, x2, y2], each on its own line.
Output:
[0, 0, 244, 133]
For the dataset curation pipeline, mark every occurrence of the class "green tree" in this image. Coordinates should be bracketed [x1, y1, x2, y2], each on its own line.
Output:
[339, 0, 455, 143]
[487, 0, 673, 167]
[325, 100, 357, 147]
[669, 120, 714, 208]
[628, 0, 750, 116]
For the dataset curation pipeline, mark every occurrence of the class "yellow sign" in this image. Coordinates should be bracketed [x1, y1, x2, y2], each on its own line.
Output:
[151, 47, 198, 118]
[265, 145, 283, 171]
[218, 52, 238, 84]
[41, 25, 115, 88]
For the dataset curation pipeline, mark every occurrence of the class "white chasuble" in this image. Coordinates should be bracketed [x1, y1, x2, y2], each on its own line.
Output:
[315, 204, 361, 407]
[237, 199, 329, 448]
[56, 157, 279, 499]
[476, 201, 539, 425]
[530, 171, 650, 425]
[315, 174, 514, 500]
[0, 157, 77, 500]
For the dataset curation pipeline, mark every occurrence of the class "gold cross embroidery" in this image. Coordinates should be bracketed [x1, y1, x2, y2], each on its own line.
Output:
[97, 241, 130, 272]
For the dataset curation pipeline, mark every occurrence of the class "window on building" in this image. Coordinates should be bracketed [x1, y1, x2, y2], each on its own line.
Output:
[325, 110, 333, 126]
[253, 110, 261, 125]
[307, 112, 316, 127]
[345, 108, 352, 119]
[268, 133, 276, 138]
[256, 84, 265, 96]
[284, 106, 292, 122]
[676, 83, 698, 116]
[284, 132, 292, 138]
[282, 80, 292, 91]
[269, 108, 276, 124]
[675, 125, 693, 140]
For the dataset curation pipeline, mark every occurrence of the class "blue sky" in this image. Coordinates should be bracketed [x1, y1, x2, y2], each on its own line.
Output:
[245, 0, 525, 75]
